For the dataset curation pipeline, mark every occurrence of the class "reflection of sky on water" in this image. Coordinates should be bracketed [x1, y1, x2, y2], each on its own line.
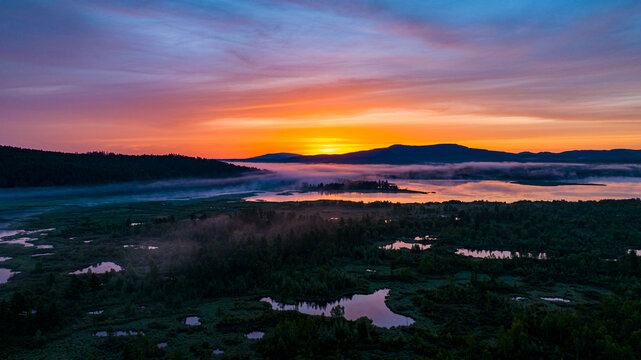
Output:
[380, 241, 431, 250]
[70, 262, 122, 275]
[0, 268, 18, 284]
[184, 316, 201, 326]
[1, 163, 640, 221]
[248, 179, 641, 203]
[245, 331, 264, 339]
[455, 249, 547, 259]
[262, 288, 414, 328]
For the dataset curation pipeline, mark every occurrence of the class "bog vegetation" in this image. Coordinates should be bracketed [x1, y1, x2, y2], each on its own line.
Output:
[1, 199, 641, 359]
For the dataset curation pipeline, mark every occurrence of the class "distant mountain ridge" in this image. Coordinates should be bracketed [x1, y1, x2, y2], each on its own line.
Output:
[245, 152, 301, 161]
[234, 144, 641, 164]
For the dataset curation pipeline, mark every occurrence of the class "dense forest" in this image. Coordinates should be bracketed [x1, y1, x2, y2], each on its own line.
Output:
[0, 146, 257, 188]
[1, 198, 641, 358]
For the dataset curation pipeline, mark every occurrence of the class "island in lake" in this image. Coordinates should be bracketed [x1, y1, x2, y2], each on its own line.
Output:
[303, 180, 429, 194]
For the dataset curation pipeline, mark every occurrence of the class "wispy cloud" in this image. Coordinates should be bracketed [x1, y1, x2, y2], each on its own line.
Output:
[1, 0, 640, 156]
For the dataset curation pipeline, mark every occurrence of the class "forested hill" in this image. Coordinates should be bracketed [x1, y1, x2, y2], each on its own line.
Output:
[238, 144, 641, 164]
[0, 146, 257, 188]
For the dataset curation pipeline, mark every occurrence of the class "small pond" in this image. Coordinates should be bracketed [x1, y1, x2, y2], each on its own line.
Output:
[414, 235, 438, 241]
[246, 331, 264, 339]
[70, 262, 123, 274]
[94, 330, 143, 337]
[0, 229, 55, 247]
[212, 349, 224, 355]
[0, 237, 36, 247]
[261, 288, 415, 328]
[123, 245, 158, 250]
[0, 268, 18, 284]
[541, 297, 571, 303]
[455, 249, 547, 259]
[380, 241, 431, 250]
[0, 257, 11, 262]
[32, 253, 54, 257]
[0, 230, 22, 239]
[184, 316, 201, 326]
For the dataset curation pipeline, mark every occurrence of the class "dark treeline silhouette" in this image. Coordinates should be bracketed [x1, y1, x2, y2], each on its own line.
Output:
[0, 146, 256, 187]
[303, 180, 424, 193]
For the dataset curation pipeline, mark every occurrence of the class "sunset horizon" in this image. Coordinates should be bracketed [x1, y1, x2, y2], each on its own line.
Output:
[6, 141, 641, 160]
[3, 2, 641, 358]
[2, 1, 641, 158]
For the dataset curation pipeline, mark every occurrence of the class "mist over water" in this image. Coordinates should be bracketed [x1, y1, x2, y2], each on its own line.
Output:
[1, 162, 641, 221]
[0, 173, 288, 220]
[238, 162, 641, 203]
[234, 162, 641, 183]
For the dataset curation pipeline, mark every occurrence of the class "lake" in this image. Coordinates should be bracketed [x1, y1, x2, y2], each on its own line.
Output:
[245, 178, 641, 203]
[1, 164, 641, 221]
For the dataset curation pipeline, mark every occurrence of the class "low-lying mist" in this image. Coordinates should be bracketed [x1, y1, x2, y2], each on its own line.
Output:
[236, 162, 641, 184]
[3, 162, 641, 218]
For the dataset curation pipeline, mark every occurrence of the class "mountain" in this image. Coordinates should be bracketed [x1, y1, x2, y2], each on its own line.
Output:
[243, 152, 301, 161]
[0, 146, 258, 188]
[235, 144, 641, 164]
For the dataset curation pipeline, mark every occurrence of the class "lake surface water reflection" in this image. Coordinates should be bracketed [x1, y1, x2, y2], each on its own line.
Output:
[246, 178, 641, 203]
[261, 288, 415, 328]
[238, 163, 641, 203]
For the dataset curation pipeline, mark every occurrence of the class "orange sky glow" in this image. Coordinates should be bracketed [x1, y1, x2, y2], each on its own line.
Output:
[1, 1, 640, 158]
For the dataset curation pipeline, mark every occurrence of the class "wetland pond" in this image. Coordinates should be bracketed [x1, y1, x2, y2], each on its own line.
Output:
[70, 262, 122, 274]
[380, 241, 431, 250]
[0, 268, 18, 284]
[541, 297, 572, 303]
[123, 245, 158, 250]
[246, 332, 264, 339]
[455, 249, 547, 259]
[261, 288, 415, 328]
[94, 330, 144, 337]
[184, 316, 201, 326]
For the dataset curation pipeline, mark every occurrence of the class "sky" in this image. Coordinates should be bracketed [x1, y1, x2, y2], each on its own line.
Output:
[1, 0, 641, 158]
